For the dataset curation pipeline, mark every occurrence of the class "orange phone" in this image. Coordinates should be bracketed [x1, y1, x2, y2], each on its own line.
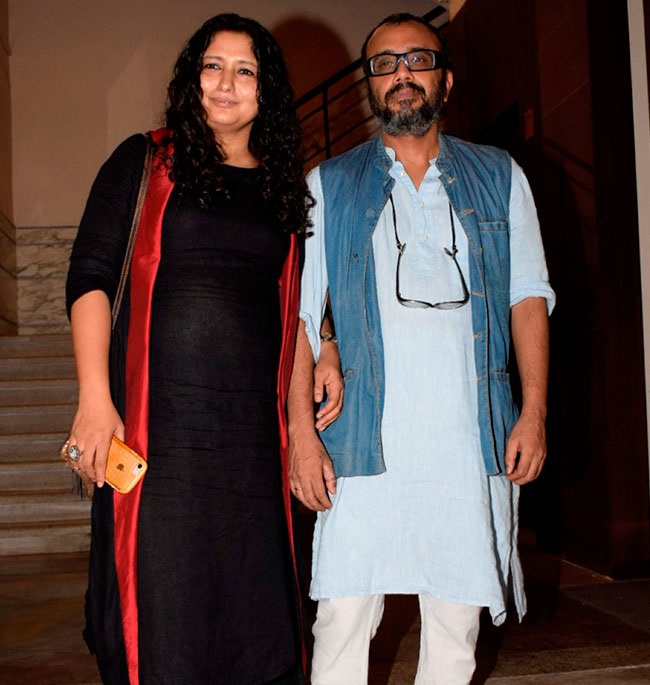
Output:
[105, 436, 148, 494]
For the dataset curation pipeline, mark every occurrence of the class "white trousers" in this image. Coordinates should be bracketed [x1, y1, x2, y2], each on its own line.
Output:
[310, 594, 482, 685]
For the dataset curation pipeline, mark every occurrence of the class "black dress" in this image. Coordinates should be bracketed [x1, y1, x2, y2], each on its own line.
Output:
[67, 136, 299, 685]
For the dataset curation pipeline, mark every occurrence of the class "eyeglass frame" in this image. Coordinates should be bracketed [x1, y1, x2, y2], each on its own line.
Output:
[364, 48, 450, 77]
[388, 194, 470, 310]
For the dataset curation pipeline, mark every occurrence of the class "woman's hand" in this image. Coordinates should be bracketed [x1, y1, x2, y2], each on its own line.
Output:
[313, 340, 344, 431]
[67, 290, 121, 488]
[68, 397, 124, 488]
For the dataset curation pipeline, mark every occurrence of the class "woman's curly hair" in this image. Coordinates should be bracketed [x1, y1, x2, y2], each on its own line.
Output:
[164, 13, 313, 234]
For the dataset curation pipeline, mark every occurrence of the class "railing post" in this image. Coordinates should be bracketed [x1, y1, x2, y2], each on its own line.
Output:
[322, 87, 332, 159]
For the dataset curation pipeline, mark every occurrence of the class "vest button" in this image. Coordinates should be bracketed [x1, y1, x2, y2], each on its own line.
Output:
[366, 208, 376, 218]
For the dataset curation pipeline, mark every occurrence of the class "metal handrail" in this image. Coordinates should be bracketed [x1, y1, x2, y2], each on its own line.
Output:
[296, 5, 449, 166]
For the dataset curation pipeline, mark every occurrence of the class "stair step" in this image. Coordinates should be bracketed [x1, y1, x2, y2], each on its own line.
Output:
[0, 516, 90, 532]
[0, 404, 77, 435]
[0, 433, 70, 463]
[0, 520, 90, 555]
[0, 491, 91, 524]
[0, 461, 81, 492]
[0, 357, 77, 381]
[0, 334, 73, 358]
[0, 550, 89, 576]
[0, 551, 90, 600]
[0, 379, 78, 406]
[0, 567, 88, 600]
[0, 335, 91, 557]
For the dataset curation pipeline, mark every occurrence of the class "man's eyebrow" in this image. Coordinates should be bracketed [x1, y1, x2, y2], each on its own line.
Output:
[370, 46, 432, 55]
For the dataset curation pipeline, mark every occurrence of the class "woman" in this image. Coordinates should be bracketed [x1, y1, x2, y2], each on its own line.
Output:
[65, 13, 341, 685]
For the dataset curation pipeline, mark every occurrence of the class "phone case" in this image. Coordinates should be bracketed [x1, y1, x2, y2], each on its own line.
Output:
[105, 436, 148, 494]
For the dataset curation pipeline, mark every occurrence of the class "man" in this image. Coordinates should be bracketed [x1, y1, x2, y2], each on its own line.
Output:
[288, 13, 555, 685]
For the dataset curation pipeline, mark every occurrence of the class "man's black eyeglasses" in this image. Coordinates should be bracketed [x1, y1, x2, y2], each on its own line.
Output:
[365, 49, 450, 77]
[388, 194, 469, 310]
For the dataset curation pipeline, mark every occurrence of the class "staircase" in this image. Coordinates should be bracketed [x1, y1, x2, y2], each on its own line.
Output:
[0, 334, 91, 556]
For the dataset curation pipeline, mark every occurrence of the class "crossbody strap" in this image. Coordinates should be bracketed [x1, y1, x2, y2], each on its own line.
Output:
[111, 135, 154, 329]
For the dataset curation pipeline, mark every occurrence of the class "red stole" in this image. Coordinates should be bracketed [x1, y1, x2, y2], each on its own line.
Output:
[112, 128, 301, 684]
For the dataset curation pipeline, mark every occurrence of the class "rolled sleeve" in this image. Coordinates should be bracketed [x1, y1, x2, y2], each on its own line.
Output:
[300, 168, 330, 360]
[509, 159, 556, 314]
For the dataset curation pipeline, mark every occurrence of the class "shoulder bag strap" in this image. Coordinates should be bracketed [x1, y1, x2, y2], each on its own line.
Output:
[111, 135, 154, 330]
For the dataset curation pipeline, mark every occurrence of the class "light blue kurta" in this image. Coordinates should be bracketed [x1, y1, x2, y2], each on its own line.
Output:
[300, 149, 555, 625]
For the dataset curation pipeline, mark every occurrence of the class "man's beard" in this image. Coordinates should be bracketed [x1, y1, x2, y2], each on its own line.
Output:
[368, 79, 447, 137]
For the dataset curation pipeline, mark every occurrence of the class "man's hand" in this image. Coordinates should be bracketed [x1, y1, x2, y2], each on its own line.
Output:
[288, 319, 339, 510]
[289, 430, 337, 511]
[505, 410, 546, 484]
[509, 296, 550, 485]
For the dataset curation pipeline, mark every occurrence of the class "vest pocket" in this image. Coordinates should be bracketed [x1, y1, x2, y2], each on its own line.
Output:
[478, 220, 509, 283]
[478, 219, 508, 232]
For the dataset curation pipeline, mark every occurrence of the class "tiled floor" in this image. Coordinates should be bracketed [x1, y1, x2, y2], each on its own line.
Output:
[1, 543, 650, 684]
[366, 544, 650, 684]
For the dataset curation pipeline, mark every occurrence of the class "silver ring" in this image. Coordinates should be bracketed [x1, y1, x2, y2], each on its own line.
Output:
[68, 444, 83, 462]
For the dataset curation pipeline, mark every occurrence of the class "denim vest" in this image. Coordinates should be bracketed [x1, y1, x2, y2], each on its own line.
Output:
[319, 134, 518, 477]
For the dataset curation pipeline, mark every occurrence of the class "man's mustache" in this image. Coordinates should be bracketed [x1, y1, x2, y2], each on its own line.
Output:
[385, 82, 426, 102]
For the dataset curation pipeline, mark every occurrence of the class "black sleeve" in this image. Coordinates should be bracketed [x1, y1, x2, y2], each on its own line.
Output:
[65, 133, 148, 317]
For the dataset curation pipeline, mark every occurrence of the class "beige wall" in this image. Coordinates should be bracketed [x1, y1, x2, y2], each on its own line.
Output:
[8, 0, 437, 333]
[10, 0, 436, 228]
[0, 0, 16, 335]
